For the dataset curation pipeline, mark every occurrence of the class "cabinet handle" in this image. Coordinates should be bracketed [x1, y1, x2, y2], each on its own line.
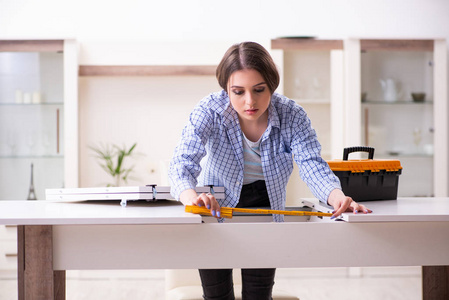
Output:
[56, 108, 60, 154]
[5, 225, 17, 228]
[364, 107, 369, 146]
[5, 253, 17, 258]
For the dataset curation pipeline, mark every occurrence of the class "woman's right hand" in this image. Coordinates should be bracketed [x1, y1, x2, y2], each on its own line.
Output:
[180, 189, 221, 218]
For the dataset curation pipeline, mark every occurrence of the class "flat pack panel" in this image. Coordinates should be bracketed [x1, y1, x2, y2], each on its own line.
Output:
[302, 197, 449, 222]
[45, 186, 225, 205]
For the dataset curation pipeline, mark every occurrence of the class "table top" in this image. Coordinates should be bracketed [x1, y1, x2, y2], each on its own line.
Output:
[0, 200, 202, 225]
[302, 197, 449, 222]
[0, 197, 448, 225]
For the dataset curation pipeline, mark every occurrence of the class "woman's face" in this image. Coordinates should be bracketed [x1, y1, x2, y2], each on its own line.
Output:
[227, 69, 271, 125]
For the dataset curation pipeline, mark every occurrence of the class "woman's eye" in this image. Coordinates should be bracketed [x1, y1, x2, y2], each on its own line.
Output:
[232, 90, 244, 95]
[255, 88, 265, 93]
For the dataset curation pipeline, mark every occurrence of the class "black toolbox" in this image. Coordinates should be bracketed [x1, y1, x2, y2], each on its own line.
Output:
[327, 147, 402, 201]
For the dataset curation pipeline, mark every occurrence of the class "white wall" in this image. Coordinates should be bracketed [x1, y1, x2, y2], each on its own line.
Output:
[1, 0, 449, 196]
[2, 0, 449, 42]
[78, 76, 220, 187]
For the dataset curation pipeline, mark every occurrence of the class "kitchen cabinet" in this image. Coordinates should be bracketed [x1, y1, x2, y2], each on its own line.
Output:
[271, 38, 346, 200]
[0, 39, 78, 271]
[0, 39, 79, 201]
[344, 39, 448, 197]
[272, 38, 448, 199]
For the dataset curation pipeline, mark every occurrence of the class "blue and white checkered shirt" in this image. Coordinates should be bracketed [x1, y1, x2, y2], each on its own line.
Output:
[169, 90, 341, 222]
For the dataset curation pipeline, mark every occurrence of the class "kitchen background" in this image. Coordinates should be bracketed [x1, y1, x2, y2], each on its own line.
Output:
[1, 0, 449, 199]
[0, 1, 449, 299]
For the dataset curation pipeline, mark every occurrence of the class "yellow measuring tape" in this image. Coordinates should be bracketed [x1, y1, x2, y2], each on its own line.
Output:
[185, 205, 332, 219]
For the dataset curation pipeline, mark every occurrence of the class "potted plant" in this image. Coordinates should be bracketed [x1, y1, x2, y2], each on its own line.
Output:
[90, 143, 137, 187]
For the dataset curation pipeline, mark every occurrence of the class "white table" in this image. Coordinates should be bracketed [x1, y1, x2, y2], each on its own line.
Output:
[0, 198, 448, 300]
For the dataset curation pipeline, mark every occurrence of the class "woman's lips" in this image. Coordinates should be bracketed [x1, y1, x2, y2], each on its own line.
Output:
[245, 109, 258, 115]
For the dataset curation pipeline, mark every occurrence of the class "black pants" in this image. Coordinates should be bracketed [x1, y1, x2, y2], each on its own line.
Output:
[199, 180, 275, 300]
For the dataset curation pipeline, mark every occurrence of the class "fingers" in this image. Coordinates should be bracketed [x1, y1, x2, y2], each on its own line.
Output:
[193, 193, 221, 218]
[332, 198, 373, 220]
[331, 197, 369, 217]
[331, 196, 352, 219]
[349, 201, 359, 213]
[353, 203, 372, 214]
[348, 200, 373, 214]
[331, 205, 345, 219]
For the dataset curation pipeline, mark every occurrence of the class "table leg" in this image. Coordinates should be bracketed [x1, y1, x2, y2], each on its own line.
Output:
[422, 266, 449, 300]
[54, 270, 66, 299]
[17, 225, 66, 300]
[18, 226, 24, 300]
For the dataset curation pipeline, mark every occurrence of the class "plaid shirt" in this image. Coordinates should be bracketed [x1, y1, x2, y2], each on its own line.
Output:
[169, 90, 341, 222]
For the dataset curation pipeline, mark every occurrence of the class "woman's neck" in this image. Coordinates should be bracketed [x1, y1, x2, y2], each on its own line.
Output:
[239, 111, 268, 142]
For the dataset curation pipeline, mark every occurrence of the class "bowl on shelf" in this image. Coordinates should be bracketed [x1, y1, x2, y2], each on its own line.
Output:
[411, 92, 426, 102]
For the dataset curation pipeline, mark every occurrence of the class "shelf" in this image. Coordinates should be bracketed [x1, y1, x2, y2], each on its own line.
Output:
[360, 39, 434, 52]
[378, 153, 433, 159]
[362, 100, 433, 105]
[271, 39, 433, 52]
[0, 155, 64, 159]
[294, 99, 330, 104]
[78, 65, 217, 76]
[0, 102, 64, 106]
[271, 38, 343, 51]
[0, 40, 64, 52]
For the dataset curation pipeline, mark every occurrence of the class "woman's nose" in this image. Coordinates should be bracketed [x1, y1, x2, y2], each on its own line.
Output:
[245, 92, 256, 105]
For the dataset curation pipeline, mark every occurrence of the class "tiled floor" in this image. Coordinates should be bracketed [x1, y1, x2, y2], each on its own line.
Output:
[0, 267, 422, 300]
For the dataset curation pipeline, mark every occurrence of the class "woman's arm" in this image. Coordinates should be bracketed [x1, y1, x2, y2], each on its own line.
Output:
[289, 105, 371, 218]
[290, 107, 340, 202]
[169, 97, 222, 218]
[169, 103, 212, 199]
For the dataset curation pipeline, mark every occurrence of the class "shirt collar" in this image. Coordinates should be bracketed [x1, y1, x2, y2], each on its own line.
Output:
[211, 90, 237, 128]
[267, 95, 281, 130]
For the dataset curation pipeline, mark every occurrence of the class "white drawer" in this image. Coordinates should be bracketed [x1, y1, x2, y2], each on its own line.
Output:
[0, 225, 17, 240]
[0, 240, 17, 270]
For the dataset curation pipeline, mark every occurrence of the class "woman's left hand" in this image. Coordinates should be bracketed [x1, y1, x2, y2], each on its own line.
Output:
[327, 189, 372, 219]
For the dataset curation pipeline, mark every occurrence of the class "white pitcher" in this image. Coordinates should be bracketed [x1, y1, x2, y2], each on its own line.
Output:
[380, 79, 401, 102]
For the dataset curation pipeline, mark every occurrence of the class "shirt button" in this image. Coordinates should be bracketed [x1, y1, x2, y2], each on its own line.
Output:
[235, 181, 240, 185]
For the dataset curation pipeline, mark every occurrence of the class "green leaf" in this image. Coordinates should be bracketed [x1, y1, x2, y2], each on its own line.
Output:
[127, 143, 137, 155]
[90, 142, 138, 186]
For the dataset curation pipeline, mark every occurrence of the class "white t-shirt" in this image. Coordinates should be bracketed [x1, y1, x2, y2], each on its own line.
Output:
[242, 133, 265, 185]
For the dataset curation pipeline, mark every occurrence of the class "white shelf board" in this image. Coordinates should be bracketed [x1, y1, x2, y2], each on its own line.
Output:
[293, 98, 330, 104]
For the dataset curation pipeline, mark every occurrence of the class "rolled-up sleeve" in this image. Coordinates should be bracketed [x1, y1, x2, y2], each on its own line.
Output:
[290, 106, 341, 203]
[169, 103, 213, 200]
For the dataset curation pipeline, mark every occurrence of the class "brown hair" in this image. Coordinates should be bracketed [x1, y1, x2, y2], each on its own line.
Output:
[216, 42, 280, 94]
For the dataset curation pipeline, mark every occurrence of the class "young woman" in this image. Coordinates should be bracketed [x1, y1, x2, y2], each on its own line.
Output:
[169, 41, 371, 300]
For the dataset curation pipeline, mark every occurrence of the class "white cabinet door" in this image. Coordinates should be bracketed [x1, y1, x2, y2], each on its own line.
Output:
[344, 39, 448, 197]
[0, 39, 78, 201]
